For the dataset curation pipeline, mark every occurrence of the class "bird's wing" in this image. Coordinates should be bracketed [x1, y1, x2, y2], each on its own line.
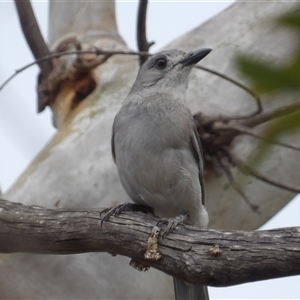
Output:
[190, 124, 206, 206]
[111, 122, 116, 164]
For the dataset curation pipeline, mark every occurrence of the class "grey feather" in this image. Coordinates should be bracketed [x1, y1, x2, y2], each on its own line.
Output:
[112, 48, 211, 299]
[174, 278, 209, 300]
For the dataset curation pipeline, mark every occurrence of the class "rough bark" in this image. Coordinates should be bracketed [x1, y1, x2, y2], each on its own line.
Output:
[1, 198, 300, 287]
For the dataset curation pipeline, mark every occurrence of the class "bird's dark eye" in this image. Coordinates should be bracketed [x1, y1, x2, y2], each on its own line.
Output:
[156, 58, 167, 69]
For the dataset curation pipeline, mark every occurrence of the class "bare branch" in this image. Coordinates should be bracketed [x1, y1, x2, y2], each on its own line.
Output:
[195, 66, 262, 118]
[232, 155, 300, 193]
[213, 122, 300, 151]
[215, 152, 260, 213]
[137, 0, 155, 65]
[1, 40, 299, 135]
[14, 0, 53, 76]
[0, 49, 150, 94]
[0, 198, 300, 287]
[240, 101, 300, 128]
[195, 101, 300, 149]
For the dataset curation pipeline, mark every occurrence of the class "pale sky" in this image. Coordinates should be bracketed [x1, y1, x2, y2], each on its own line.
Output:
[0, 1, 299, 298]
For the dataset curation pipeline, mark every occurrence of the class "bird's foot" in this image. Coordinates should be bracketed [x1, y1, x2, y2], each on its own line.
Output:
[100, 202, 153, 225]
[157, 213, 189, 238]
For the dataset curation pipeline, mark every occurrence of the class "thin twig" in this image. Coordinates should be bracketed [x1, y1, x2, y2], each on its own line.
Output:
[137, 0, 155, 65]
[2, 45, 299, 137]
[196, 66, 262, 118]
[215, 152, 260, 213]
[240, 101, 300, 128]
[213, 122, 300, 151]
[233, 155, 300, 193]
[0, 50, 150, 93]
[14, 0, 53, 76]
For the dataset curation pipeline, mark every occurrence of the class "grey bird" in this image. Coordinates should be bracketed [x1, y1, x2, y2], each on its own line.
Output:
[109, 48, 211, 300]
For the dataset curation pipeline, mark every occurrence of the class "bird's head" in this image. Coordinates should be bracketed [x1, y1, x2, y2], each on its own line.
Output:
[130, 48, 212, 95]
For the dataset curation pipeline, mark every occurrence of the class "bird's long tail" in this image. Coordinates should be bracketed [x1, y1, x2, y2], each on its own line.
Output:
[173, 277, 209, 300]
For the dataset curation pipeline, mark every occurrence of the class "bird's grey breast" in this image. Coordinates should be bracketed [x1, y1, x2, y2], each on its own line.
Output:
[113, 93, 201, 221]
[114, 92, 192, 154]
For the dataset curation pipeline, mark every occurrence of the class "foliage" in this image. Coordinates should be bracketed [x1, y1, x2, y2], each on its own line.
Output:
[236, 6, 300, 166]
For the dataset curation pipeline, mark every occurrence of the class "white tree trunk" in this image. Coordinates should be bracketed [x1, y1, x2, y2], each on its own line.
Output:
[1, 1, 298, 298]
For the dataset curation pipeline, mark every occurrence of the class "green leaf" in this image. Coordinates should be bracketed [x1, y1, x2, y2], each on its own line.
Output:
[277, 8, 300, 31]
[234, 4, 300, 185]
[242, 108, 300, 174]
[236, 56, 300, 93]
[265, 109, 300, 138]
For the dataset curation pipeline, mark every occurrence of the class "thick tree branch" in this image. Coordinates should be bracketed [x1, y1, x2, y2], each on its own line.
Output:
[14, 0, 54, 112]
[14, 0, 53, 76]
[0, 198, 300, 287]
[137, 0, 154, 65]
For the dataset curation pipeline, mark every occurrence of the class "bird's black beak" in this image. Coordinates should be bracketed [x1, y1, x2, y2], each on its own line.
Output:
[180, 48, 212, 66]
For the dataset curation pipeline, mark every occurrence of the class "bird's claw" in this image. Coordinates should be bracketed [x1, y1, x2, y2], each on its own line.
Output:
[157, 213, 189, 238]
[100, 202, 153, 226]
[100, 202, 130, 225]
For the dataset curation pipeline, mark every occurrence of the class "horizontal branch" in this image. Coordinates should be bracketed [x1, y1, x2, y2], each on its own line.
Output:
[0, 198, 300, 287]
